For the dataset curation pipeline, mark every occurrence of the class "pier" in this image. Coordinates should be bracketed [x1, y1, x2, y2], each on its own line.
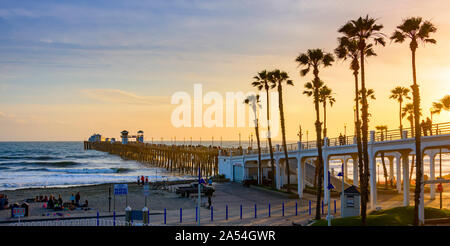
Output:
[85, 134, 220, 177]
[219, 122, 450, 224]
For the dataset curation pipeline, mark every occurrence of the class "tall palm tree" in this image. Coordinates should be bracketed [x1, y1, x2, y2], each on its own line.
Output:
[319, 85, 336, 139]
[296, 48, 334, 220]
[376, 125, 389, 189]
[402, 103, 422, 181]
[402, 103, 415, 137]
[391, 17, 437, 225]
[268, 69, 294, 192]
[244, 94, 262, 185]
[338, 15, 385, 225]
[335, 37, 371, 191]
[303, 79, 324, 188]
[252, 70, 276, 188]
[389, 86, 411, 137]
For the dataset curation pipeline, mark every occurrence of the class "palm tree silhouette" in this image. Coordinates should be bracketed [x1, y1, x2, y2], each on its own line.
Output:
[268, 69, 294, 192]
[334, 37, 371, 191]
[244, 94, 262, 185]
[252, 70, 276, 188]
[389, 86, 411, 137]
[338, 15, 385, 225]
[391, 17, 437, 225]
[319, 85, 336, 139]
[296, 48, 334, 220]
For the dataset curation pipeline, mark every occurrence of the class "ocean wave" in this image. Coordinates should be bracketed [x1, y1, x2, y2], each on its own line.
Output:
[0, 161, 81, 167]
[0, 156, 61, 161]
[45, 167, 131, 174]
[64, 154, 103, 159]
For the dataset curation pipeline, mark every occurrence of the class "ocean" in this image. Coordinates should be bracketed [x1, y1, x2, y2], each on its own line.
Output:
[0, 141, 448, 191]
[0, 142, 194, 191]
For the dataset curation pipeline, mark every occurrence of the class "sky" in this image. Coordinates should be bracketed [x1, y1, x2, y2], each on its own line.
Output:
[0, 0, 449, 141]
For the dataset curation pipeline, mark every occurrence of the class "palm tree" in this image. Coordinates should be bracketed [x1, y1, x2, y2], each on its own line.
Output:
[389, 86, 411, 137]
[303, 79, 324, 187]
[296, 48, 334, 220]
[335, 37, 370, 191]
[338, 15, 385, 225]
[391, 17, 437, 225]
[268, 69, 294, 192]
[319, 86, 336, 139]
[402, 103, 422, 181]
[252, 70, 276, 188]
[375, 125, 389, 189]
[244, 94, 262, 185]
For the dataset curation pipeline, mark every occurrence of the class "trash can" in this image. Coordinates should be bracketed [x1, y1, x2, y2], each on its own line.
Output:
[142, 207, 149, 225]
[125, 206, 132, 225]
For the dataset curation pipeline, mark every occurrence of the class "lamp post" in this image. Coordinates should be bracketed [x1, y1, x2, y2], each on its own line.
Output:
[297, 125, 303, 143]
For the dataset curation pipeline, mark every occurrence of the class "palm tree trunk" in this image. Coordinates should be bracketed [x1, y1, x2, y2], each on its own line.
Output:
[323, 102, 327, 138]
[255, 122, 262, 185]
[381, 152, 388, 189]
[411, 48, 423, 226]
[266, 89, 276, 189]
[360, 48, 370, 226]
[399, 101, 403, 137]
[313, 77, 324, 220]
[278, 83, 291, 192]
[354, 71, 364, 193]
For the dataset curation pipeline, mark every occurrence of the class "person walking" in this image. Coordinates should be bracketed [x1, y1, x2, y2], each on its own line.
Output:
[421, 120, 427, 136]
[140, 176, 145, 185]
[70, 194, 75, 205]
[426, 117, 433, 135]
[206, 188, 213, 209]
[137, 176, 140, 185]
[145, 176, 149, 184]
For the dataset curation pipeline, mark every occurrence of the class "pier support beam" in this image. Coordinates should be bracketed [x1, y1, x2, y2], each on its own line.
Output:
[430, 153, 436, 200]
[396, 156, 402, 193]
[369, 153, 377, 209]
[401, 152, 410, 206]
[352, 155, 358, 187]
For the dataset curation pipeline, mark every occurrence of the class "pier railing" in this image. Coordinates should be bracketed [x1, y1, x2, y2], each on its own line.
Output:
[222, 121, 450, 156]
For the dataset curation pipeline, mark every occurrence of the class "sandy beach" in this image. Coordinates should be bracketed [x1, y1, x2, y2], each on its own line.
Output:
[0, 180, 198, 223]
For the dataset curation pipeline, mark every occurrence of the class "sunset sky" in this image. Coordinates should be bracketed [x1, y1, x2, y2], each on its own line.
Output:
[0, 0, 449, 141]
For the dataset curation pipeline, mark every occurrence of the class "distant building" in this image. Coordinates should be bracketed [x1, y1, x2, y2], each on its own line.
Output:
[88, 134, 102, 142]
[137, 130, 144, 143]
[121, 130, 129, 144]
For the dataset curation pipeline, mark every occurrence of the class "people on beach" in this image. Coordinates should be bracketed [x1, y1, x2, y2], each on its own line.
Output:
[137, 176, 140, 185]
[57, 194, 63, 205]
[75, 192, 80, 206]
[141, 176, 145, 185]
[70, 194, 75, 204]
[47, 195, 54, 209]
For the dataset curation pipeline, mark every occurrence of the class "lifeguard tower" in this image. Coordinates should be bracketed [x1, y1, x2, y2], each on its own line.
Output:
[121, 130, 129, 144]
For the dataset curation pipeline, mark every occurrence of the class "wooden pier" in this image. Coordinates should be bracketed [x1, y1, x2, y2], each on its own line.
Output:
[84, 141, 220, 177]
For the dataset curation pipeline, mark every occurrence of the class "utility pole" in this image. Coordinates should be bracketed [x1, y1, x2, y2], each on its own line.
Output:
[250, 133, 253, 149]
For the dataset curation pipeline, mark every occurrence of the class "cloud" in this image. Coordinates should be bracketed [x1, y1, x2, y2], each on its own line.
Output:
[82, 89, 169, 105]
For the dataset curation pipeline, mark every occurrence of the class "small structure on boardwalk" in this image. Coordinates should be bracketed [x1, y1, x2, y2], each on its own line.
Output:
[341, 185, 360, 218]
[121, 130, 129, 144]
